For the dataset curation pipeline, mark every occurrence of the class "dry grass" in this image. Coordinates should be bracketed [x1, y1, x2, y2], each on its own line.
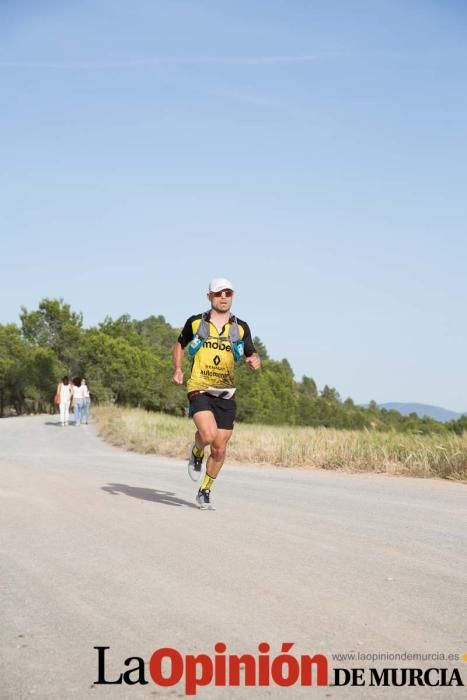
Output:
[93, 405, 467, 481]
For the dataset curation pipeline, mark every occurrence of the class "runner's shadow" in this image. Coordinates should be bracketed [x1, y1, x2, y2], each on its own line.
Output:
[101, 483, 198, 509]
[44, 421, 63, 427]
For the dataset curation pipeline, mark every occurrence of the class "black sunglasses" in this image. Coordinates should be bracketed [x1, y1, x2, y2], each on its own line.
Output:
[211, 289, 233, 298]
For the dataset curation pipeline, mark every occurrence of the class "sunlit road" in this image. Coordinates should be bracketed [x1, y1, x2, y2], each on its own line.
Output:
[1, 415, 466, 699]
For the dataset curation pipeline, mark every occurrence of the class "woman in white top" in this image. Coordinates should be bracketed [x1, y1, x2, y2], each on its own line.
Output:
[81, 378, 91, 425]
[56, 376, 72, 426]
[72, 377, 84, 426]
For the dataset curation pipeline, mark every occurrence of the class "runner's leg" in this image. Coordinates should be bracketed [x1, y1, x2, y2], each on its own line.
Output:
[197, 428, 233, 507]
[205, 428, 233, 478]
[192, 410, 218, 450]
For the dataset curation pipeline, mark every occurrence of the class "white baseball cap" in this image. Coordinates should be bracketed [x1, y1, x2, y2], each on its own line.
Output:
[209, 278, 234, 293]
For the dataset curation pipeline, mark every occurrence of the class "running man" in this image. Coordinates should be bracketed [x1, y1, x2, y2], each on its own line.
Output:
[172, 278, 261, 510]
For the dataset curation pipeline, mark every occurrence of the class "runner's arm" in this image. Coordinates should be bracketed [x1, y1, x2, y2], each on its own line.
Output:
[245, 353, 261, 370]
[241, 321, 261, 371]
[171, 342, 185, 385]
[172, 318, 194, 385]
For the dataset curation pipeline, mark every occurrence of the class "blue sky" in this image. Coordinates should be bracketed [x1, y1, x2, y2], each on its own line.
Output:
[1, 1, 466, 411]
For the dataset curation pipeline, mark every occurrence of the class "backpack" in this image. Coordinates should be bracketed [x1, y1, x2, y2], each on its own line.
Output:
[187, 312, 244, 361]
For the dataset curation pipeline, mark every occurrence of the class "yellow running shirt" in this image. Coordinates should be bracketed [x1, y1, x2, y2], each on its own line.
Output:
[178, 312, 256, 394]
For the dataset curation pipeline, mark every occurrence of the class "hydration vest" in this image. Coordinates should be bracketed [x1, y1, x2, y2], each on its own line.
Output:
[187, 312, 245, 362]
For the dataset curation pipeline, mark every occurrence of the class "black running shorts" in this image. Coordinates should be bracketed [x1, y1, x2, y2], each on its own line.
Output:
[188, 393, 236, 430]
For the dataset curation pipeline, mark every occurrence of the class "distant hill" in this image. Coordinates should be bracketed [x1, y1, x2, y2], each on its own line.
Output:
[376, 403, 465, 423]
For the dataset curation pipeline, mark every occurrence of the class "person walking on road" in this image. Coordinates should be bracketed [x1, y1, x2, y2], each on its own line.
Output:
[172, 278, 261, 510]
[81, 378, 91, 424]
[56, 376, 72, 426]
[72, 377, 84, 426]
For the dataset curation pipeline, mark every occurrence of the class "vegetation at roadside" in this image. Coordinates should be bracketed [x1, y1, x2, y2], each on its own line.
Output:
[1, 298, 466, 440]
[93, 405, 467, 481]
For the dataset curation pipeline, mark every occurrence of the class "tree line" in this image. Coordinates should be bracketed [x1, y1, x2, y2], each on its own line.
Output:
[1, 298, 465, 435]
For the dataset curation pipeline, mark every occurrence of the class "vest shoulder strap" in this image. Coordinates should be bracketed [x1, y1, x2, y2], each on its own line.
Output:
[228, 316, 241, 343]
[197, 313, 211, 340]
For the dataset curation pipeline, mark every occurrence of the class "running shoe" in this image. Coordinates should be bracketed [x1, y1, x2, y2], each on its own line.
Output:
[187, 443, 204, 481]
[196, 489, 216, 510]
